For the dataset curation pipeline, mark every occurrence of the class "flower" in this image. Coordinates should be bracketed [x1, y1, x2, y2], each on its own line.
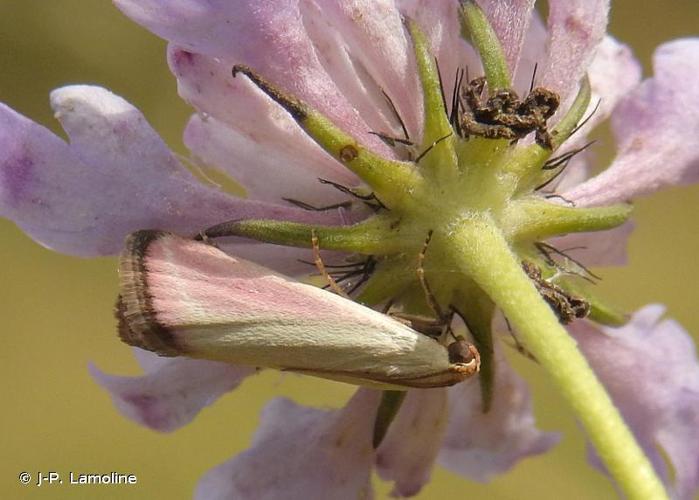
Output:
[1, 0, 698, 498]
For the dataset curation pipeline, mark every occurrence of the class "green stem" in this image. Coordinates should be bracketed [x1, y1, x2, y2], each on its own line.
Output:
[449, 217, 668, 500]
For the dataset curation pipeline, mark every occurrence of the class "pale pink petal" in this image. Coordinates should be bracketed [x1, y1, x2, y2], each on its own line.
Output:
[376, 388, 448, 497]
[398, 0, 479, 105]
[0, 86, 343, 257]
[118, 0, 397, 156]
[571, 305, 699, 499]
[195, 389, 379, 499]
[548, 221, 634, 267]
[90, 355, 254, 432]
[539, 0, 610, 103]
[547, 36, 641, 175]
[565, 39, 699, 206]
[570, 35, 642, 144]
[511, 9, 547, 95]
[169, 44, 393, 159]
[299, 0, 422, 142]
[183, 114, 356, 205]
[477, 0, 536, 78]
[438, 351, 559, 481]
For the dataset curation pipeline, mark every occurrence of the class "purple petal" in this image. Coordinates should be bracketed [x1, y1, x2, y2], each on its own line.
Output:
[547, 221, 634, 267]
[183, 114, 355, 205]
[477, 0, 536, 78]
[0, 86, 343, 256]
[438, 351, 559, 481]
[565, 39, 699, 206]
[570, 35, 642, 144]
[195, 389, 380, 500]
[118, 0, 404, 156]
[90, 351, 254, 432]
[376, 389, 448, 497]
[570, 306, 699, 499]
[298, 0, 422, 143]
[539, 0, 610, 102]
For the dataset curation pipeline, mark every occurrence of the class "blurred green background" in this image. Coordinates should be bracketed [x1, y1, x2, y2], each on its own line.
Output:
[1, 1, 697, 499]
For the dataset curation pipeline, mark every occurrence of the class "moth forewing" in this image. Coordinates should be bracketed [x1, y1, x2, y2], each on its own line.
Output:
[116, 231, 479, 390]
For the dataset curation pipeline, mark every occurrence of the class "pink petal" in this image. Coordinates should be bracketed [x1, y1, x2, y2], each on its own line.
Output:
[477, 0, 536, 78]
[195, 389, 380, 499]
[0, 86, 342, 257]
[90, 352, 254, 432]
[565, 39, 699, 206]
[438, 350, 559, 481]
[376, 389, 448, 497]
[539, 0, 610, 103]
[571, 305, 699, 499]
[183, 114, 355, 205]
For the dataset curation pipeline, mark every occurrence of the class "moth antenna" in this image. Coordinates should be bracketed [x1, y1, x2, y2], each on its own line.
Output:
[311, 230, 351, 299]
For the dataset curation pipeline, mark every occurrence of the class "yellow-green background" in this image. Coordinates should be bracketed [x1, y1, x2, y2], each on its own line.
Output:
[1, 1, 697, 499]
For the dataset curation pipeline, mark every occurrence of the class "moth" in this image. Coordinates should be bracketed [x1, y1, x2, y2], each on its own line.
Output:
[116, 230, 480, 389]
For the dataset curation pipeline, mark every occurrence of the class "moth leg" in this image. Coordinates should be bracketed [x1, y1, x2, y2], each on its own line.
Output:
[311, 229, 351, 299]
[416, 230, 444, 320]
[502, 316, 538, 362]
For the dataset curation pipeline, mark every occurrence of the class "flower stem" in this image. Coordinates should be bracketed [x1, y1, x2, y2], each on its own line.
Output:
[449, 217, 668, 500]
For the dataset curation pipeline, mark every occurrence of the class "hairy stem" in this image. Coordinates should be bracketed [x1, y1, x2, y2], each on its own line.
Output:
[448, 217, 668, 500]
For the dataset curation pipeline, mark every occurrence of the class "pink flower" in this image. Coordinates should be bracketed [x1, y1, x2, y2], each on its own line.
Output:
[1, 0, 698, 498]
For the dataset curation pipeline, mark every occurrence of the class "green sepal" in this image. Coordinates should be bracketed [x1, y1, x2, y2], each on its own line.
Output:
[459, 0, 511, 90]
[550, 76, 592, 149]
[199, 216, 401, 255]
[405, 19, 458, 179]
[372, 390, 407, 448]
[505, 198, 633, 241]
[232, 65, 420, 208]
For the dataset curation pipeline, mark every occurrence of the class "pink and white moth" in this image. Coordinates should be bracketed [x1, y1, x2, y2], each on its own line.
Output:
[117, 230, 480, 389]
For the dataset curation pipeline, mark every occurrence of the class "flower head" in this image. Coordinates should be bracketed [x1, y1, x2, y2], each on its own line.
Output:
[2, 0, 698, 498]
